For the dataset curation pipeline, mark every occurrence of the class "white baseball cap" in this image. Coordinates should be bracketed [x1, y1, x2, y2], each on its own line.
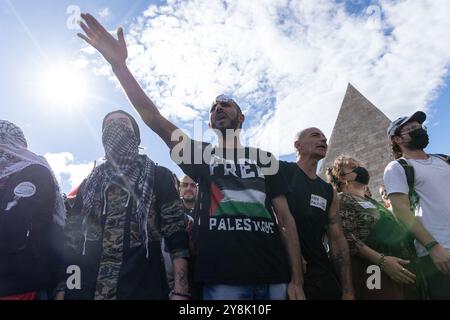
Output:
[387, 111, 426, 139]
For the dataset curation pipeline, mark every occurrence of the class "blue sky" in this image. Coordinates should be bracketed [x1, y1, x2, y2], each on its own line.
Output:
[1, 0, 449, 193]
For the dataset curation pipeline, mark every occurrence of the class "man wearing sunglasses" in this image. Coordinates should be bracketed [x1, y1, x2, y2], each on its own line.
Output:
[384, 111, 450, 299]
[78, 13, 305, 300]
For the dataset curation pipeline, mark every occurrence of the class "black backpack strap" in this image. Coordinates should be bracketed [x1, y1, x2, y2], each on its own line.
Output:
[397, 159, 419, 211]
[397, 159, 415, 191]
[431, 154, 450, 165]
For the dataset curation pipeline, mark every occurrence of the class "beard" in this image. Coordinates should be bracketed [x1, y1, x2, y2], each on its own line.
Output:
[182, 193, 196, 202]
[213, 115, 240, 135]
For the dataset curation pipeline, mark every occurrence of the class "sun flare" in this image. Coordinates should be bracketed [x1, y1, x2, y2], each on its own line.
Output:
[38, 66, 88, 107]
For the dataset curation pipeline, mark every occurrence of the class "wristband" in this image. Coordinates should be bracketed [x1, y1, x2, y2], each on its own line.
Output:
[425, 241, 439, 252]
[377, 254, 386, 270]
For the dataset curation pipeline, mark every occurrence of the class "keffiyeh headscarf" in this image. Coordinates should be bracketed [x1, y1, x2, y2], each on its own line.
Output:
[0, 120, 66, 227]
[80, 112, 156, 258]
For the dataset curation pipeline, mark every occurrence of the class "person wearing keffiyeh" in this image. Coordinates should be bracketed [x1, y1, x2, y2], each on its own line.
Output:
[58, 110, 190, 300]
[0, 120, 65, 300]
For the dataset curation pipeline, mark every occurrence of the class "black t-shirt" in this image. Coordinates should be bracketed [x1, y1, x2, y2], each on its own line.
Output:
[279, 161, 335, 276]
[0, 164, 63, 297]
[172, 139, 290, 285]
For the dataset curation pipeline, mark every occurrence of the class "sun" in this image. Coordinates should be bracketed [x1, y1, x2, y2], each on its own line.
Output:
[38, 66, 88, 107]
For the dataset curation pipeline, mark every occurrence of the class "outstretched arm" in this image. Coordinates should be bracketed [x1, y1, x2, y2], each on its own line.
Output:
[78, 13, 186, 149]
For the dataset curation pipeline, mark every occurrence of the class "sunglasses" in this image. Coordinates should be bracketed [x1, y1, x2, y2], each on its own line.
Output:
[399, 124, 427, 136]
[211, 95, 241, 113]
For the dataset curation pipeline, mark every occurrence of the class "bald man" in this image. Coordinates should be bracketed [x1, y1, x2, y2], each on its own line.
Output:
[279, 128, 354, 300]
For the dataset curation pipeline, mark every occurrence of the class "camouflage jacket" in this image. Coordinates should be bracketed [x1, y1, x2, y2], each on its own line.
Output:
[62, 166, 189, 300]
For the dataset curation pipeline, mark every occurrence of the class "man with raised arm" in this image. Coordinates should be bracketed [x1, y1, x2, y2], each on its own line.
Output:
[78, 13, 304, 300]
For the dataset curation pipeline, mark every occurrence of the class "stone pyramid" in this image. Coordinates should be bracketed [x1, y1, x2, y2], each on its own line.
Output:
[319, 83, 392, 200]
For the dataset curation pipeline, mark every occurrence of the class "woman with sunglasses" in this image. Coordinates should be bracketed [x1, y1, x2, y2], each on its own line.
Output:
[326, 155, 423, 299]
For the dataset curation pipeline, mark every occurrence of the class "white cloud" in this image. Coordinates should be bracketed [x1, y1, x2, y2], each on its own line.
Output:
[87, 0, 450, 156]
[44, 152, 95, 192]
[70, 56, 89, 69]
[99, 7, 111, 19]
[81, 46, 97, 55]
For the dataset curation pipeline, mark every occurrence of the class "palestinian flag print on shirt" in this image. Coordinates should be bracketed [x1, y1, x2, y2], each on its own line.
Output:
[210, 176, 272, 220]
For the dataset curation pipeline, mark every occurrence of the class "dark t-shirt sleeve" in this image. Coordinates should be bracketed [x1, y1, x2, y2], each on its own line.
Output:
[263, 154, 288, 200]
[154, 166, 189, 259]
[278, 160, 294, 190]
[170, 137, 210, 182]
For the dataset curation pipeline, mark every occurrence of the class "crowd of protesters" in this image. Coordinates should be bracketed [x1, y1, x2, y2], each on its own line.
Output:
[0, 13, 449, 300]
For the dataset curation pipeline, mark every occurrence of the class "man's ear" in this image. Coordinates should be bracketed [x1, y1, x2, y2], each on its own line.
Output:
[392, 136, 402, 144]
[294, 140, 301, 152]
[239, 113, 245, 126]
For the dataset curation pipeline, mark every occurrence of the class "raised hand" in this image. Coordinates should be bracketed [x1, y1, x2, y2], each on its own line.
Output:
[76, 13, 183, 150]
[77, 13, 127, 67]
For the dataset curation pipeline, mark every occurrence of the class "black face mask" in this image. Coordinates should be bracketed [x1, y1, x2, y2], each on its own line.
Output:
[351, 167, 370, 185]
[406, 128, 429, 150]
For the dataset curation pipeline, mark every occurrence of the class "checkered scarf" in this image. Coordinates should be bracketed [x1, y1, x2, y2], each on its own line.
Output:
[1, 120, 30, 179]
[0, 120, 66, 226]
[80, 121, 156, 258]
